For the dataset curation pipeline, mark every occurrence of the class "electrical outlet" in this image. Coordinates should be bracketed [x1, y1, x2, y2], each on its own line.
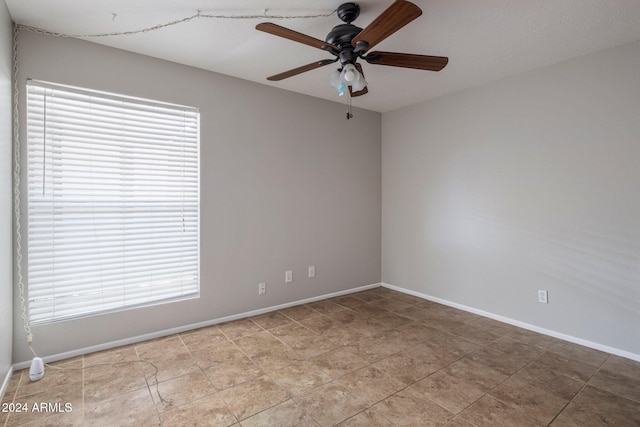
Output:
[308, 265, 315, 278]
[538, 289, 548, 304]
[258, 283, 266, 295]
[285, 270, 293, 283]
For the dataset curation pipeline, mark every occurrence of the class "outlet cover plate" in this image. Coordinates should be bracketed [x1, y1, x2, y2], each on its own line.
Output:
[538, 289, 548, 304]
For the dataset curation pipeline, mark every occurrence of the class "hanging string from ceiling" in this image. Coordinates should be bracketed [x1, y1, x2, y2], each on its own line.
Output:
[11, 6, 340, 392]
[17, 8, 337, 39]
[16, 7, 363, 120]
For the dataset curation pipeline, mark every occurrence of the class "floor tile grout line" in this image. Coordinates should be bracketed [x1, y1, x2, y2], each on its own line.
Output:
[1, 370, 20, 427]
[392, 318, 551, 424]
[175, 333, 228, 415]
[81, 354, 85, 422]
[279, 321, 465, 424]
[7, 288, 640, 426]
[204, 338, 262, 392]
[155, 374, 239, 426]
[6, 300, 516, 427]
[547, 349, 638, 419]
[544, 354, 609, 427]
[479, 339, 613, 426]
[470, 339, 574, 425]
[132, 338, 165, 424]
[236, 317, 317, 420]
[266, 296, 632, 426]
[480, 383, 549, 425]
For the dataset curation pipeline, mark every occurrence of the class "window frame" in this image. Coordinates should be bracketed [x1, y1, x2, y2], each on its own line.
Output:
[25, 79, 201, 325]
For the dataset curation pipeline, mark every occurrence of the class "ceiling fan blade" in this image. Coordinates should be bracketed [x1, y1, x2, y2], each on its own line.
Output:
[349, 63, 369, 97]
[257, 23, 338, 54]
[365, 51, 448, 71]
[351, 0, 422, 51]
[267, 59, 336, 81]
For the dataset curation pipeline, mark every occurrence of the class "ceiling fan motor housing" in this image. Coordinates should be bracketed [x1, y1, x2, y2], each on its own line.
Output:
[326, 23, 363, 66]
[329, 2, 363, 62]
[326, 24, 362, 46]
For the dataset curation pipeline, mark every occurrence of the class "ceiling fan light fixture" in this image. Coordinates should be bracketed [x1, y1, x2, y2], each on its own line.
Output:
[341, 63, 358, 82]
[330, 69, 341, 88]
[329, 69, 347, 96]
[351, 74, 368, 92]
[339, 63, 367, 92]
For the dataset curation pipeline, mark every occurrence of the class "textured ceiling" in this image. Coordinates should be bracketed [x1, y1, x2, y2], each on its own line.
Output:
[6, 0, 640, 112]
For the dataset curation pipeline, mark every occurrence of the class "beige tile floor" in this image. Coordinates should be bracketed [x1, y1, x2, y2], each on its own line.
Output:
[2, 287, 640, 426]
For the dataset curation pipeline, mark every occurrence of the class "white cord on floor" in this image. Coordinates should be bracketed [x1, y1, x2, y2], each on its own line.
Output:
[11, 23, 171, 406]
[12, 5, 335, 405]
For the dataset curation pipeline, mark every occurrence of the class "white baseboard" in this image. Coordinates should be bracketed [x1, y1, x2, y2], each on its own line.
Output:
[0, 365, 14, 401]
[12, 283, 382, 370]
[381, 282, 640, 362]
[19, 280, 635, 370]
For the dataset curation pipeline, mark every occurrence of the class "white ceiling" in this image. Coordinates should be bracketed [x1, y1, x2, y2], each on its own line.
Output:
[6, 0, 640, 112]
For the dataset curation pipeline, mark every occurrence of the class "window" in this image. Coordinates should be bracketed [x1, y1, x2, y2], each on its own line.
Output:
[26, 80, 200, 324]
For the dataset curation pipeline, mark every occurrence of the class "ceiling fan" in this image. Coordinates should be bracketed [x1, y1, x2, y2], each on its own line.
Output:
[256, 0, 448, 97]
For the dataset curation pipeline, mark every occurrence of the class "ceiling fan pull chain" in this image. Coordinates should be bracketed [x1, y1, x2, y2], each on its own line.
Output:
[346, 93, 353, 120]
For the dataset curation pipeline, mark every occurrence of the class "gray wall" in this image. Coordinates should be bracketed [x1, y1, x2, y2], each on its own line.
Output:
[382, 39, 640, 356]
[0, 1, 13, 387]
[13, 30, 381, 363]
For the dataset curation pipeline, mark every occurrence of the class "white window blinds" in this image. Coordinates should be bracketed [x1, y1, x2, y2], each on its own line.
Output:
[26, 80, 200, 324]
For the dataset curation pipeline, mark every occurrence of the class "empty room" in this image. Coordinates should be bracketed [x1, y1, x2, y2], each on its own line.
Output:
[1, 1, 639, 426]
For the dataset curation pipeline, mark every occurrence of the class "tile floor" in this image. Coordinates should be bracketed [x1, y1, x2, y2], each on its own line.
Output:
[2, 287, 640, 426]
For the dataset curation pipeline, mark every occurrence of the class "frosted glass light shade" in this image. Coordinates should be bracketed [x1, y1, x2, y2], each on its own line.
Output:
[331, 64, 367, 95]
